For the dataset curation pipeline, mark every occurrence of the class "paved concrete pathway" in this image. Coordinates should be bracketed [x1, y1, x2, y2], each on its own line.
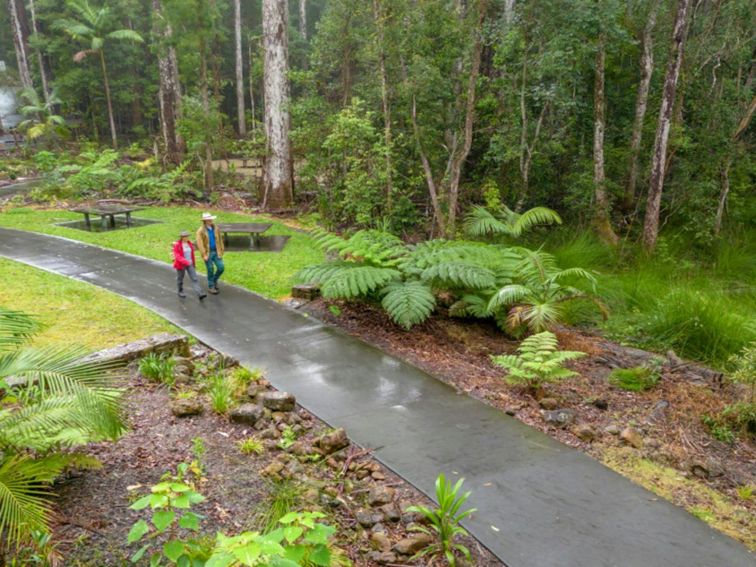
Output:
[0, 227, 752, 567]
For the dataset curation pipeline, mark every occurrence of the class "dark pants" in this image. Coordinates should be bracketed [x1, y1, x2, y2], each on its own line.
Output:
[177, 265, 203, 297]
[205, 251, 225, 289]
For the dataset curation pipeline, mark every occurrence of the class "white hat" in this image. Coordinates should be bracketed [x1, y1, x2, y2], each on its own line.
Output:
[201, 212, 217, 221]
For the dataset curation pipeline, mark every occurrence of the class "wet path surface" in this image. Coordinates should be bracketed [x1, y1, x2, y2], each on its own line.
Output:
[0, 227, 752, 567]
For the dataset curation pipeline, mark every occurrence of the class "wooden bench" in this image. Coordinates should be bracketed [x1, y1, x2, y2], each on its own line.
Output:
[216, 222, 272, 250]
[71, 204, 143, 229]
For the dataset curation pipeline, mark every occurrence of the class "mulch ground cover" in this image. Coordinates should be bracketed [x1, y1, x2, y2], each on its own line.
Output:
[303, 298, 755, 549]
[49, 345, 501, 567]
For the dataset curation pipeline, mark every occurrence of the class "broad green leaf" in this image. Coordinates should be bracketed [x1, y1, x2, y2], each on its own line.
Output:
[283, 525, 303, 543]
[130, 495, 152, 510]
[163, 540, 185, 562]
[152, 509, 175, 532]
[130, 544, 149, 563]
[178, 511, 201, 531]
[127, 519, 149, 543]
[309, 544, 332, 566]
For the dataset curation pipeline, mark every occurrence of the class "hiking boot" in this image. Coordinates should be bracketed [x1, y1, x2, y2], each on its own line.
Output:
[178, 291, 187, 298]
[208, 287, 219, 295]
[199, 293, 207, 301]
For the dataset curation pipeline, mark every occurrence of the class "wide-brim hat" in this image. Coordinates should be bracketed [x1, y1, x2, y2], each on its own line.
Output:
[179, 230, 191, 237]
[201, 212, 217, 221]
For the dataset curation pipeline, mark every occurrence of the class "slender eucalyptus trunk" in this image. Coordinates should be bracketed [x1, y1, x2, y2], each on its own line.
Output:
[152, 0, 182, 165]
[624, 0, 660, 212]
[593, 34, 619, 245]
[199, 36, 214, 188]
[445, 0, 486, 237]
[372, 0, 393, 213]
[262, 0, 293, 209]
[99, 50, 118, 149]
[8, 0, 33, 91]
[642, 0, 690, 251]
[234, 0, 246, 136]
[28, 0, 50, 102]
[299, 0, 307, 41]
[248, 40, 257, 140]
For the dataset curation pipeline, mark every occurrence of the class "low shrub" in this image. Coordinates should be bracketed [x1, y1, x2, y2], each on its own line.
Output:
[208, 375, 234, 415]
[238, 437, 264, 455]
[491, 331, 586, 390]
[608, 365, 661, 392]
[138, 353, 176, 386]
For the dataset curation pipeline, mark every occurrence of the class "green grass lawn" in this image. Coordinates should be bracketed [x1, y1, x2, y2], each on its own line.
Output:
[0, 206, 323, 300]
[0, 257, 177, 349]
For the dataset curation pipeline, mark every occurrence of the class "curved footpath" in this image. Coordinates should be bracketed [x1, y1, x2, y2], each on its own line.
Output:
[0, 227, 751, 567]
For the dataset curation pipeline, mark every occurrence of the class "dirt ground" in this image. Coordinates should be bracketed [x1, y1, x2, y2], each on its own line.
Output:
[303, 298, 755, 550]
[49, 348, 501, 567]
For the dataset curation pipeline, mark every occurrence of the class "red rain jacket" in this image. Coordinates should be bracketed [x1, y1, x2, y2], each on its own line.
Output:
[172, 240, 197, 270]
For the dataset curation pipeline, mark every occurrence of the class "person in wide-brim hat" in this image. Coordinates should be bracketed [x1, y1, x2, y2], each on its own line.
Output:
[196, 212, 225, 294]
[172, 229, 206, 301]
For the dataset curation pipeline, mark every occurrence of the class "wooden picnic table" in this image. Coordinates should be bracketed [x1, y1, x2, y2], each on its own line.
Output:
[216, 222, 272, 250]
[71, 204, 143, 229]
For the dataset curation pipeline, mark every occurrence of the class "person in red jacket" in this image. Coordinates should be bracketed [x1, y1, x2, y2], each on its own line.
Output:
[173, 230, 207, 300]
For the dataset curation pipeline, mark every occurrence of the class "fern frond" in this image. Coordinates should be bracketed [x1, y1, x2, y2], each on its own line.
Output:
[510, 207, 562, 236]
[381, 281, 436, 330]
[296, 261, 354, 285]
[340, 230, 407, 267]
[0, 309, 39, 352]
[488, 285, 531, 312]
[449, 295, 490, 319]
[421, 262, 496, 290]
[464, 206, 512, 238]
[0, 456, 57, 547]
[310, 228, 349, 254]
[321, 266, 400, 299]
[548, 267, 597, 288]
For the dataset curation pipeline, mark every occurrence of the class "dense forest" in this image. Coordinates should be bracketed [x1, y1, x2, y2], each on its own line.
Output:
[1, 0, 753, 246]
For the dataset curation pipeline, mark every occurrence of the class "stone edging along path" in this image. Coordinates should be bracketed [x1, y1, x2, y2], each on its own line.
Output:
[0, 227, 752, 567]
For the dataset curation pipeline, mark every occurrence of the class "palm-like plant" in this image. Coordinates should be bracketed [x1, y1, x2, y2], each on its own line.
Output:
[0, 308, 125, 550]
[406, 474, 476, 566]
[55, 0, 143, 149]
[487, 248, 605, 334]
[464, 204, 562, 239]
[17, 88, 68, 143]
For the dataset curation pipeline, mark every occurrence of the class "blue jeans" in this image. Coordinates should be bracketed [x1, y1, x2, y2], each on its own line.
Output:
[205, 251, 225, 289]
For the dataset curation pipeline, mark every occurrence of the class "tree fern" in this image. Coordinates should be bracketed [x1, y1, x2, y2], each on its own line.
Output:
[381, 281, 436, 330]
[339, 230, 407, 267]
[464, 205, 562, 239]
[421, 262, 497, 290]
[321, 265, 401, 299]
[491, 331, 585, 388]
[310, 227, 349, 254]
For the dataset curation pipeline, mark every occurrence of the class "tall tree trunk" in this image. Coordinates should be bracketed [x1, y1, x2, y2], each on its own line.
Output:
[262, 0, 293, 209]
[8, 0, 33, 91]
[503, 0, 515, 24]
[372, 0, 393, 213]
[299, 0, 307, 41]
[199, 36, 214, 188]
[592, 34, 619, 245]
[623, 0, 660, 211]
[445, 0, 486, 237]
[99, 50, 118, 149]
[234, 0, 246, 136]
[642, 0, 690, 251]
[152, 0, 182, 165]
[27, 0, 50, 102]
[248, 39, 257, 140]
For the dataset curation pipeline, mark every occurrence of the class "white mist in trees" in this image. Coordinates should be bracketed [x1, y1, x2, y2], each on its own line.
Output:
[261, 0, 293, 209]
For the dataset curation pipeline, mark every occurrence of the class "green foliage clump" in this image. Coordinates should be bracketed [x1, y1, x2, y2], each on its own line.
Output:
[0, 308, 124, 550]
[238, 437, 264, 456]
[464, 205, 562, 239]
[491, 331, 585, 388]
[139, 353, 176, 387]
[208, 375, 235, 415]
[701, 414, 736, 444]
[406, 474, 476, 567]
[128, 466, 339, 566]
[608, 365, 661, 392]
